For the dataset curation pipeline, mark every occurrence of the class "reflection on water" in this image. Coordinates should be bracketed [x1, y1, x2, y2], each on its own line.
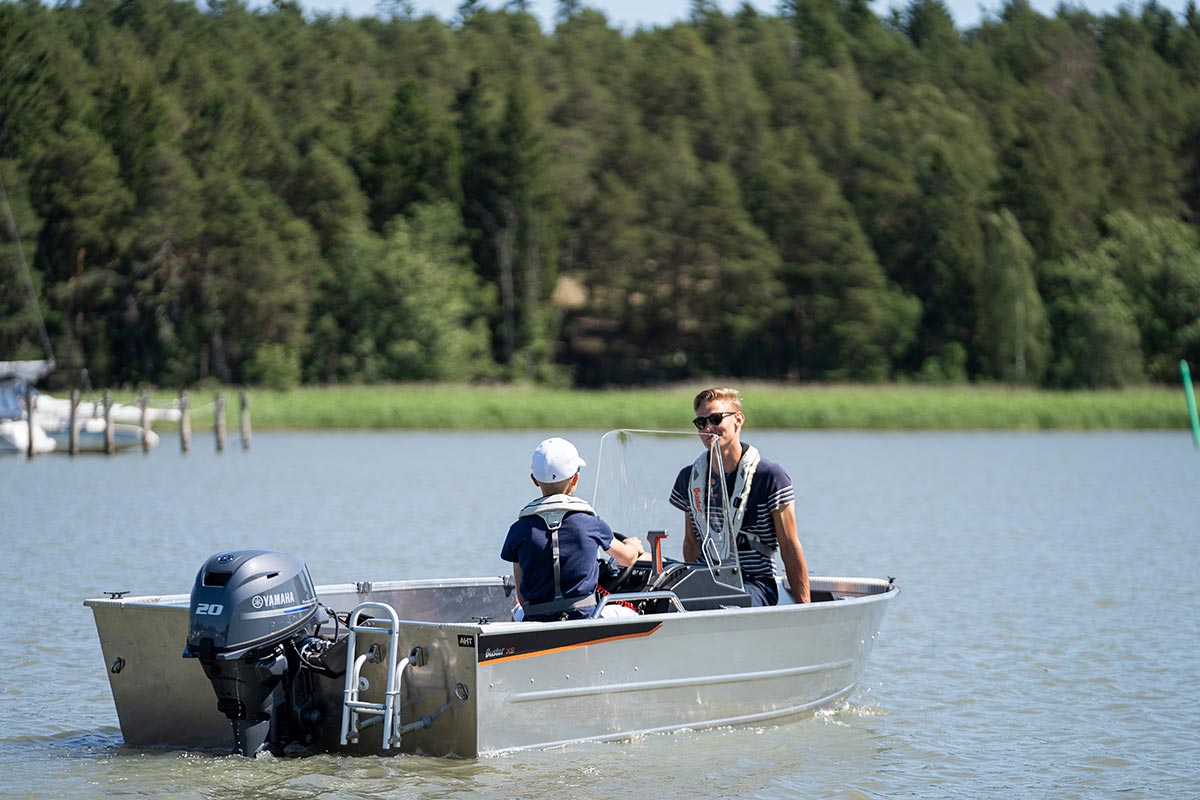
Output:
[2, 430, 1198, 798]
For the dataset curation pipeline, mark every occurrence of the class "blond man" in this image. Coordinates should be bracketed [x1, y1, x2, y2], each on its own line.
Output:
[670, 388, 810, 605]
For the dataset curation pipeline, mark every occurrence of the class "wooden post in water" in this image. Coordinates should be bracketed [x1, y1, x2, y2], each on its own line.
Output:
[68, 389, 79, 455]
[239, 391, 251, 451]
[138, 392, 150, 454]
[103, 390, 115, 455]
[215, 392, 226, 453]
[24, 385, 35, 459]
[179, 390, 191, 453]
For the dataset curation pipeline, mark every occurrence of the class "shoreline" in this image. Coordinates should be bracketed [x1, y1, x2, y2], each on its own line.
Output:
[129, 383, 1192, 431]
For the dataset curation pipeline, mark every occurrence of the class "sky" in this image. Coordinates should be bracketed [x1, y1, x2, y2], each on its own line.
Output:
[295, 0, 1191, 32]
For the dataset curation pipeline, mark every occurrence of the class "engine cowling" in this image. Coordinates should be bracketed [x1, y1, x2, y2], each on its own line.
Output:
[184, 549, 320, 660]
[183, 549, 342, 755]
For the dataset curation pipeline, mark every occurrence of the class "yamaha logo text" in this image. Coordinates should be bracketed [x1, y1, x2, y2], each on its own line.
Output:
[251, 591, 296, 609]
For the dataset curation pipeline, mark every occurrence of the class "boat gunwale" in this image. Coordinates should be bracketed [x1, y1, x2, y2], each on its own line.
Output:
[83, 576, 898, 626]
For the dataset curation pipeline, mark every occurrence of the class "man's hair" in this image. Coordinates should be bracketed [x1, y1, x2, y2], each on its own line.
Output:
[693, 386, 742, 412]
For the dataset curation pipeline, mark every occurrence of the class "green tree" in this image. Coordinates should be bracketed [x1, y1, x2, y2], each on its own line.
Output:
[1043, 260, 1143, 388]
[848, 85, 996, 378]
[96, 74, 206, 384]
[289, 139, 371, 255]
[458, 71, 560, 380]
[627, 25, 721, 159]
[0, 161, 49, 363]
[375, 201, 496, 380]
[310, 202, 495, 382]
[362, 80, 458, 232]
[1096, 10, 1189, 220]
[193, 172, 318, 386]
[979, 5, 1109, 260]
[780, 0, 852, 66]
[556, 0, 583, 25]
[0, 2, 80, 161]
[975, 209, 1050, 383]
[1100, 211, 1200, 381]
[29, 121, 135, 384]
[748, 130, 918, 380]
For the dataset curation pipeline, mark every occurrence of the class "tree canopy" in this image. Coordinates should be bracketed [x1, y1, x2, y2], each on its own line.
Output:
[1, 0, 1198, 389]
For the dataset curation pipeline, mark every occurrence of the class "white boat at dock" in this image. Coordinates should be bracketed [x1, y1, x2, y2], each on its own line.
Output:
[84, 430, 897, 758]
[0, 417, 56, 454]
[43, 418, 159, 453]
[35, 393, 177, 453]
[0, 359, 179, 454]
[0, 360, 56, 454]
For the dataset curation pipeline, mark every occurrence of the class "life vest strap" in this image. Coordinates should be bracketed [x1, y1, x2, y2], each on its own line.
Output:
[517, 493, 599, 616]
[689, 444, 764, 550]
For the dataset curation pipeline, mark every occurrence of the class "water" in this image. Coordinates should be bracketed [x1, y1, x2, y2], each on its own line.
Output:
[2, 430, 1197, 798]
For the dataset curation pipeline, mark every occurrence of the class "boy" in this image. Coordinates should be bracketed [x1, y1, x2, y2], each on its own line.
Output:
[501, 437, 644, 621]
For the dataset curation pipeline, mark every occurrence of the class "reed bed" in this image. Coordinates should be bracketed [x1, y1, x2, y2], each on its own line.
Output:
[224, 383, 1188, 431]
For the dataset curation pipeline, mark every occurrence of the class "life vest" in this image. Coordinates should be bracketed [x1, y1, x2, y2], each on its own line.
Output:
[688, 444, 772, 558]
[517, 494, 599, 617]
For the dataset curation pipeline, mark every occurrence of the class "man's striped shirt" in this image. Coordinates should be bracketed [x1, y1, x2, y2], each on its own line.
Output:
[670, 445, 795, 580]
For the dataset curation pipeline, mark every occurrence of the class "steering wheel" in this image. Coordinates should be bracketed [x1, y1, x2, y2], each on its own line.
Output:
[612, 557, 638, 593]
[607, 532, 639, 592]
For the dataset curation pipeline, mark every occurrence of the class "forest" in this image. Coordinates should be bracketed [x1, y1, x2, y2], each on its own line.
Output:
[1, 0, 1199, 390]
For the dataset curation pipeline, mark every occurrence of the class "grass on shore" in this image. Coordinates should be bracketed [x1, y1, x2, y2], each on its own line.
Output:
[156, 382, 1193, 431]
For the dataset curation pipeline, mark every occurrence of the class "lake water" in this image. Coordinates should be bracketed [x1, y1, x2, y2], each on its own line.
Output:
[1, 429, 1198, 799]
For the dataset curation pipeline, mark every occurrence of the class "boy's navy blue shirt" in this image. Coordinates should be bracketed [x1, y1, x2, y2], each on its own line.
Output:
[501, 510, 615, 605]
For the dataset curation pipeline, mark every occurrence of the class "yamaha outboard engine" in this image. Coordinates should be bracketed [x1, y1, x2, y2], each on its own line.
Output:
[183, 549, 344, 756]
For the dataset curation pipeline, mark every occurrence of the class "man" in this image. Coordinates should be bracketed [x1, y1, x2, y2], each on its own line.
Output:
[502, 437, 645, 621]
[670, 387, 810, 606]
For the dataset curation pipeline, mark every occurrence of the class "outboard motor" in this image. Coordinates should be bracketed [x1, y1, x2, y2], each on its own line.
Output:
[183, 549, 344, 756]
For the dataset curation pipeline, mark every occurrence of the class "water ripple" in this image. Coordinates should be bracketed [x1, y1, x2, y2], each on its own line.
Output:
[3, 431, 1197, 799]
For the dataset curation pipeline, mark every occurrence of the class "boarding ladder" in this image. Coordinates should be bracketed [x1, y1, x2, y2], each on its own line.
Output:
[339, 602, 412, 750]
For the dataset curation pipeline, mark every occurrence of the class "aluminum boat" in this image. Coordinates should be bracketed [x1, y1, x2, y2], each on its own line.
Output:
[83, 430, 897, 758]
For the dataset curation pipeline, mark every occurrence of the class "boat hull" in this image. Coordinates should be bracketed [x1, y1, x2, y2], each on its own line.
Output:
[45, 420, 158, 453]
[0, 418, 56, 454]
[86, 575, 895, 757]
[472, 589, 890, 754]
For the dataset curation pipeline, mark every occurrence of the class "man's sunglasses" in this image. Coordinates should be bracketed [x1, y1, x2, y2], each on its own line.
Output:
[692, 411, 738, 430]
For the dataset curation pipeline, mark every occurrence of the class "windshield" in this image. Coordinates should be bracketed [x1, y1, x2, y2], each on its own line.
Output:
[589, 429, 743, 594]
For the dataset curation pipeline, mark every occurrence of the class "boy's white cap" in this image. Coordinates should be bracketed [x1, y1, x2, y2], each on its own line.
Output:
[531, 437, 586, 483]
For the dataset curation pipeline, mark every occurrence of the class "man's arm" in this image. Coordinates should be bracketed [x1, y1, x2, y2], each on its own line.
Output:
[773, 503, 810, 604]
[682, 513, 699, 561]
